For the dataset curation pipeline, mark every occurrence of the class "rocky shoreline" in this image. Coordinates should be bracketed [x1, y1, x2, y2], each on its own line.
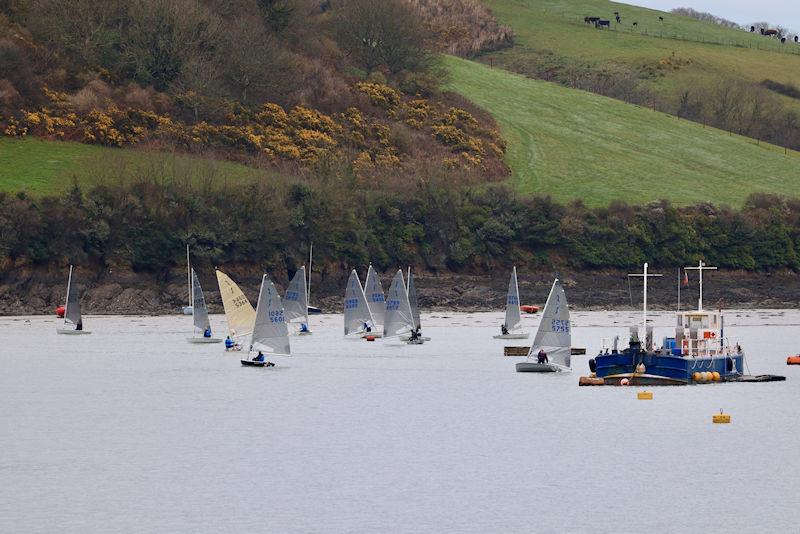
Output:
[1, 265, 798, 316]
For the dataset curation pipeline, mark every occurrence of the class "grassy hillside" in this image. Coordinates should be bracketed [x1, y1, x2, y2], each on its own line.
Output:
[0, 138, 259, 195]
[482, 0, 800, 103]
[444, 55, 800, 206]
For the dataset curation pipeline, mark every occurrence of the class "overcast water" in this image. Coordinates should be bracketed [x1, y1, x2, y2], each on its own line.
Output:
[1, 310, 799, 533]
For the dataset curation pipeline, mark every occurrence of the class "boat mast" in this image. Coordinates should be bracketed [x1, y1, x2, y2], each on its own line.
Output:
[186, 244, 192, 307]
[627, 263, 662, 343]
[307, 242, 313, 305]
[684, 261, 717, 311]
[65, 264, 73, 324]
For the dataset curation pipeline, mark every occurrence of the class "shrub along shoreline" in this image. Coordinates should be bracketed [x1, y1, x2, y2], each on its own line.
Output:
[1, 179, 798, 275]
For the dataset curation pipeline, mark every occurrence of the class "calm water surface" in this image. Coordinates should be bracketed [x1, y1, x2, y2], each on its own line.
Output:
[1, 310, 799, 533]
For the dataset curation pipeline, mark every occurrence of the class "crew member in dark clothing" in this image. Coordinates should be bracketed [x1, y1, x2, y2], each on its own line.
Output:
[537, 349, 548, 364]
[501, 324, 509, 335]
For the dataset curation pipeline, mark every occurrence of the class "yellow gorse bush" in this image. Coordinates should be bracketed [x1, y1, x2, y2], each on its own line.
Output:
[3, 80, 505, 173]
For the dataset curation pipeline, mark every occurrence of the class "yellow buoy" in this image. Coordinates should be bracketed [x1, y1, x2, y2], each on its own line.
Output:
[702, 372, 711, 382]
[637, 391, 653, 400]
[692, 372, 701, 382]
[712, 371, 721, 382]
[713, 410, 731, 424]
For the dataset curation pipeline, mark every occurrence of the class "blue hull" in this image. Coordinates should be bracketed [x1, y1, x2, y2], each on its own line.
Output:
[594, 351, 744, 385]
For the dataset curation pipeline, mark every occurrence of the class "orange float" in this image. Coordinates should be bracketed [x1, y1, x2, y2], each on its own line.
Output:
[787, 355, 800, 365]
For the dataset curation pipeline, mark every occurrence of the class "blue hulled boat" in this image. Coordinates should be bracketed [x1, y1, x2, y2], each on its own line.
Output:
[593, 262, 744, 386]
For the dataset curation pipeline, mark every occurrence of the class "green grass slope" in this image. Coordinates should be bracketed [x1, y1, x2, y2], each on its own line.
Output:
[482, 0, 800, 103]
[444, 55, 800, 206]
[0, 137, 259, 195]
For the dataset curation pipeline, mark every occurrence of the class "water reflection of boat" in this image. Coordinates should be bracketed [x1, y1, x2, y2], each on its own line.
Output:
[593, 262, 744, 386]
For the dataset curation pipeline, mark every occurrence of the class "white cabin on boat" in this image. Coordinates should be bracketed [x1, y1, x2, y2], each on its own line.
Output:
[674, 309, 724, 357]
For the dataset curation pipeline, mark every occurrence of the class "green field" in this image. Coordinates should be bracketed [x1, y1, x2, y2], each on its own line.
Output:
[445, 55, 800, 206]
[482, 0, 800, 105]
[0, 137, 259, 194]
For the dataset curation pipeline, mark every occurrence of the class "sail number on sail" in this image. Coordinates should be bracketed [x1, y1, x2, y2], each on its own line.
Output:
[268, 310, 285, 324]
[386, 299, 400, 311]
[285, 291, 300, 302]
[551, 319, 570, 333]
[232, 295, 250, 309]
[507, 295, 519, 305]
[345, 298, 359, 310]
[370, 293, 385, 302]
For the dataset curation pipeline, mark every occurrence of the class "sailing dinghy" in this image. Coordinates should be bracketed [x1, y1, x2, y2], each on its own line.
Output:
[241, 275, 291, 367]
[384, 270, 424, 344]
[57, 265, 91, 335]
[283, 266, 312, 335]
[343, 269, 378, 338]
[516, 278, 571, 372]
[494, 266, 529, 339]
[216, 269, 256, 350]
[364, 264, 386, 332]
[400, 268, 430, 342]
[187, 269, 222, 343]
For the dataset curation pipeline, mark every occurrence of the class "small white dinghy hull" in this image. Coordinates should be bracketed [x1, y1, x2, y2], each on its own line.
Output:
[515, 362, 567, 373]
[182, 306, 193, 315]
[57, 329, 92, 335]
[240, 359, 275, 367]
[187, 337, 222, 344]
[493, 332, 529, 340]
[400, 334, 431, 342]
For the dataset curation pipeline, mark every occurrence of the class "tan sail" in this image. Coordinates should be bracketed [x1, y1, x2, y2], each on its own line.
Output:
[215, 269, 256, 339]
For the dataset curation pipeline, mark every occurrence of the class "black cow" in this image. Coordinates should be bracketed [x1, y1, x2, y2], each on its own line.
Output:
[632, 22, 638, 27]
[765, 29, 779, 37]
[760, 28, 766, 35]
[584, 16, 600, 24]
[795, 35, 799, 43]
[597, 19, 611, 28]
[658, 16, 664, 21]
[781, 37, 787, 43]
[750, 26, 755, 33]
[615, 15, 621, 23]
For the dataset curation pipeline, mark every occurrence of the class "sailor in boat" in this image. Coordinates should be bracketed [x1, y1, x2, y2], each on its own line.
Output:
[225, 336, 235, 350]
[409, 328, 420, 343]
[76, 319, 83, 331]
[300, 322, 309, 333]
[363, 321, 373, 333]
[203, 327, 212, 338]
[537, 349, 548, 364]
[501, 324, 509, 336]
[251, 350, 275, 367]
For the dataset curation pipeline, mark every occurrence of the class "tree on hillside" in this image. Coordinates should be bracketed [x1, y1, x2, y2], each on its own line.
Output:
[122, 0, 221, 91]
[256, 0, 294, 33]
[333, 0, 430, 74]
[219, 16, 296, 105]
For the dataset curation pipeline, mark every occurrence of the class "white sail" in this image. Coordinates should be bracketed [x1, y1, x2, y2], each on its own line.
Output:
[364, 265, 386, 328]
[407, 269, 421, 332]
[63, 265, 82, 328]
[343, 269, 374, 335]
[250, 274, 291, 356]
[527, 278, 571, 369]
[383, 270, 414, 338]
[283, 266, 309, 326]
[216, 270, 256, 340]
[191, 269, 211, 333]
[504, 266, 523, 332]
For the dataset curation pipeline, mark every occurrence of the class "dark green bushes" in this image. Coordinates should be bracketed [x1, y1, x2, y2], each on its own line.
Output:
[1, 179, 799, 274]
